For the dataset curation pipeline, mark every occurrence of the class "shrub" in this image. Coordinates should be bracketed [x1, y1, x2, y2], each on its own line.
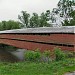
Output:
[43, 50, 51, 57]
[33, 49, 41, 61]
[66, 52, 74, 58]
[42, 50, 51, 63]
[24, 49, 41, 62]
[54, 47, 66, 61]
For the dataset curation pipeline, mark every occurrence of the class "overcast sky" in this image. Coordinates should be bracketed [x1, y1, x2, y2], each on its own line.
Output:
[0, 0, 59, 21]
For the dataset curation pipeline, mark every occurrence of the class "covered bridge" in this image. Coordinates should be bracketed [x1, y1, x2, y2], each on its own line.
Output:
[0, 26, 74, 52]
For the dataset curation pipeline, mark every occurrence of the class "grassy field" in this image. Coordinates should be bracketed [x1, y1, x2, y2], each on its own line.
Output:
[0, 58, 75, 75]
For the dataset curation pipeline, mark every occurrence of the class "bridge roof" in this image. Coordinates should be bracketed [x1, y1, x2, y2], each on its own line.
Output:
[0, 26, 75, 34]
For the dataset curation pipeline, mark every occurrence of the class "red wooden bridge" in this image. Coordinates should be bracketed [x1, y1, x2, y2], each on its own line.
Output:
[0, 26, 75, 52]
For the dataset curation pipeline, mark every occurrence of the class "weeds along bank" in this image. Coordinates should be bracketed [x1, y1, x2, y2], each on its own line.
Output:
[0, 47, 75, 75]
[24, 47, 74, 62]
[0, 58, 75, 75]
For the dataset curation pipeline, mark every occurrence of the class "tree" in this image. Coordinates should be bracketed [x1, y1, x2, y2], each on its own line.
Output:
[62, 10, 75, 26]
[50, 8, 57, 23]
[58, 0, 74, 18]
[1, 21, 7, 30]
[57, 0, 75, 26]
[39, 12, 47, 27]
[18, 11, 30, 28]
[62, 19, 70, 26]
[45, 10, 51, 21]
[39, 10, 51, 27]
[0, 22, 3, 31]
[0, 20, 21, 31]
[18, 10, 52, 28]
[6, 20, 21, 29]
[30, 13, 39, 28]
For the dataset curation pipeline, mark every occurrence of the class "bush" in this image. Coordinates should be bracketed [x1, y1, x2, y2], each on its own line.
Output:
[43, 50, 51, 63]
[54, 47, 66, 61]
[43, 50, 51, 57]
[66, 52, 74, 58]
[24, 49, 41, 62]
[34, 49, 41, 61]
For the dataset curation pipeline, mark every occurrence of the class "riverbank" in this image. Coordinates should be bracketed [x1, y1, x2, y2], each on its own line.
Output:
[0, 58, 75, 75]
[0, 48, 26, 62]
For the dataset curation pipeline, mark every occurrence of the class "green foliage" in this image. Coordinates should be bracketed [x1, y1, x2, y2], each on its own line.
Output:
[54, 47, 66, 61]
[58, 0, 75, 26]
[24, 51, 34, 61]
[66, 52, 74, 58]
[24, 48, 73, 63]
[6, 20, 21, 29]
[39, 12, 48, 27]
[24, 50, 41, 61]
[39, 10, 51, 27]
[62, 20, 70, 26]
[43, 50, 51, 63]
[0, 58, 75, 75]
[62, 10, 75, 26]
[18, 11, 30, 28]
[24, 49, 52, 63]
[30, 13, 39, 28]
[69, 10, 75, 18]
[18, 10, 51, 28]
[0, 20, 21, 31]
[58, 0, 74, 17]
[2, 21, 7, 30]
[43, 50, 51, 57]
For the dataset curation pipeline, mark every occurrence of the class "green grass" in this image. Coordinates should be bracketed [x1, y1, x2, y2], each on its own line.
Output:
[0, 58, 75, 75]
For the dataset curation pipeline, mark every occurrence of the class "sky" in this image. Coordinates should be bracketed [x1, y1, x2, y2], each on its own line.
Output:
[0, 0, 59, 21]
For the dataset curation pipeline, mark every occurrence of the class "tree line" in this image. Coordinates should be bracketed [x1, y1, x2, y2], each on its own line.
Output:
[0, 0, 75, 31]
[0, 20, 21, 31]
[18, 10, 52, 28]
